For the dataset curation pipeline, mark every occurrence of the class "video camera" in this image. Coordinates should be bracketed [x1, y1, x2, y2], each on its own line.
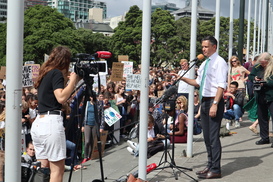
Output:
[72, 51, 112, 78]
[253, 80, 266, 91]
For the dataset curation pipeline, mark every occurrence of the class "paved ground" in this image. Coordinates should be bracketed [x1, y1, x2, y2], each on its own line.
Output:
[63, 114, 273, 182]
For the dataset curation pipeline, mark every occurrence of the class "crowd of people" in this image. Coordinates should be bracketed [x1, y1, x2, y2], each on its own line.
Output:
[0, 35, 272, 181]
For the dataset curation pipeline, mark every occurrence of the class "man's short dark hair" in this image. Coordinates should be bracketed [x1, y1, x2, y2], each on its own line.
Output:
[202, 36, 218, 47]
[230, 81, 239, 88]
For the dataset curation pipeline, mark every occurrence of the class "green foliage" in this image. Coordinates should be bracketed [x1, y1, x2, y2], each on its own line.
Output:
[0, 23, 6, 66]
[110, 5, 142, 64]
[24, 5, 79, 64]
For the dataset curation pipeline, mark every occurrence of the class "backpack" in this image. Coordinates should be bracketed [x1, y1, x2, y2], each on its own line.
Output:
[193, 118, 202, 135]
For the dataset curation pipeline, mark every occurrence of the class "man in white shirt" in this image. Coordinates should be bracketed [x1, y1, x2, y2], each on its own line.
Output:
[181, 36, 228, 179]
[176, 59, 190, 98]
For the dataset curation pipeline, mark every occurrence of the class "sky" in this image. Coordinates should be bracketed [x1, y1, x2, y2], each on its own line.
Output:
[103, 0, 271, 20]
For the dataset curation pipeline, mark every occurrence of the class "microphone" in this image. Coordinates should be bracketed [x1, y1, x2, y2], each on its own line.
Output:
[190, 54, 204, 63]
[156, 85, 178, 103]
[93, 51, 112, 59]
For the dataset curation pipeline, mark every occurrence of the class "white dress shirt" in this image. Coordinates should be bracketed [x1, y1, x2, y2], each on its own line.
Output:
[196, 52, 228, 97]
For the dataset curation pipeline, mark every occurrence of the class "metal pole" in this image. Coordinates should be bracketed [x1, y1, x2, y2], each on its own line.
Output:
[257, 0, 262, 54]
[215, 0, 221, 53]
[252, 0, 258, 58]
[5, 0, 24, 182]
[265, 0, 269, 51]
[238, 0, 245, 63]
[229, 0, 234, 60]
[186, 0, 198, 158]
[246, 0, 252, 61]
[138, 0, 151, 180]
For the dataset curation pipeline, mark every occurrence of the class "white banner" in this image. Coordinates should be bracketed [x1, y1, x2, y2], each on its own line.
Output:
[104, 107, 122, 127]
[22, 65, 33, 87]
[126, 74, 141, 90]
[121, 61, 133, 77]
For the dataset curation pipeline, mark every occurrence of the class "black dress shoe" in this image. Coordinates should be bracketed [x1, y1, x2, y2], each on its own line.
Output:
[195, 167, 210, 175]
[198, 171, 222, 179]
[255, 138, 270, 145]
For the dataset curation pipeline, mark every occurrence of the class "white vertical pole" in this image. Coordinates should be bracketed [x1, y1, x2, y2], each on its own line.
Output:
[215, 0, 221, 53]
[261, 0, 266, 52]
[138, 0, 151, 180]
[253, 0, 258, 58]
[246, 0, 252, 61]
[186, 0, 198, 158]
[5, 0, 24, 182]
[257, 0, 262, 54]
[228, 0, 234, 60]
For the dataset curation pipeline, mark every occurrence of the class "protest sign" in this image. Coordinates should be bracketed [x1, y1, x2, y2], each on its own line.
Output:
[121, 61, 133, 77]
[22, 65, 33, 87]
[25, 64, 40, 84]
[104, 107, 122, 127]
[126, 74, 141, 90]
[118, 55, 129, 62]
[110, 62, 124, 81]
[92, 74, 107, 89]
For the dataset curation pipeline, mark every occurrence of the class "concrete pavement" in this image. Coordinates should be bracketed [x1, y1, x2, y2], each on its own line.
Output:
[63, 114, 273, 182]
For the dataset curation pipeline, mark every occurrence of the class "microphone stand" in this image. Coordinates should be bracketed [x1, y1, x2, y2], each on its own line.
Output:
[153, 59, 200, 181]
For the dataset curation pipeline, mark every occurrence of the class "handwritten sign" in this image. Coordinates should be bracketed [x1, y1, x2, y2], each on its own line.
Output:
[126, 74, 141, 90]
[104, 107, 122, 127]
[121, 61, 133, 77]
[92, 74, 107, 88]
[111, 62, 124, 81]
[26, 64, 40, 84]
[22, 65, 33, 87]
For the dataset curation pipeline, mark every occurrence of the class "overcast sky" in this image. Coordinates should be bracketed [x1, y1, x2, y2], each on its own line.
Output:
[103, 0, 272, 20]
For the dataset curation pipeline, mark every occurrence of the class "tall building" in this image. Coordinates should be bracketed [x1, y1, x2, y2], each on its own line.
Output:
[0, 0, 7, 19]
[152, 3, 180, 13]
[171, 0, 214, 20]
[24, 0, 48, 9]
[47, 0, 107, 22]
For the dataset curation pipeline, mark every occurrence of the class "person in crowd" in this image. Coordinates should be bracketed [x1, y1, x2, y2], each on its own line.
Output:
[115, 85, 129, 137]
[103, 82, 116, 98]
[0, 93, 5, 102]
[31, 46, 79, 182]
[148, 103, 164, 134]
[81, 96, 97, 164]
[228, 56, 250, 95]
[172, 59, 190, 98]
[248, 52, 273, 146]
[167, 96, 188, 143]
[181, 36, 228, 179]
[148, 84, 157, 103]
[193, 89, 201, 120]
[223, 81, 244, 128]
[22, 141, 36, 163]
[26, 94, 38, 125]
[244, 56, 259, 101]
[126, 114, 168, 158]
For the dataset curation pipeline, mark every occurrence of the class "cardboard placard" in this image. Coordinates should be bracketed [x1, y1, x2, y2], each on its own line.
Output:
[110, 62, 124, 81]
[91, 131, 108, 160]
[118, 55, 129, 62]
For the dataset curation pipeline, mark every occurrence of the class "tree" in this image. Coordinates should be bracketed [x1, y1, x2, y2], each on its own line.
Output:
[0, 23, 6, 65]
[150, 9, 181, 67]
[24, 5, 84, 64]
[109, 5, 142, 65]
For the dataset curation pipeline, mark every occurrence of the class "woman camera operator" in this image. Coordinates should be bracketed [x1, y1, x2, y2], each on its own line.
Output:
[248, 52, 273, 146]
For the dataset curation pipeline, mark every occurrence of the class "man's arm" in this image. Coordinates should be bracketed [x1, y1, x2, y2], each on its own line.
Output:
[180, 77, 199, 87]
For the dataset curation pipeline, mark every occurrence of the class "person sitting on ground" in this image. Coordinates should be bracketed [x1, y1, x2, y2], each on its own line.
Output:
[223, 81, 244, 128]
[168, 96, 188, 143]
[126, 114, 169, 158]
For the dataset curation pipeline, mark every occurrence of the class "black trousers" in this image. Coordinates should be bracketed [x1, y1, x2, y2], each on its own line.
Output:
[257, 94, 273, 140]
[200, 98, 224, 174]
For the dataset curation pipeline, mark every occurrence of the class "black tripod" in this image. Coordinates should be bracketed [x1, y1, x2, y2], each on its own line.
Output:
[66, 74, 105, 182]
[154, 101, 197, 181]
